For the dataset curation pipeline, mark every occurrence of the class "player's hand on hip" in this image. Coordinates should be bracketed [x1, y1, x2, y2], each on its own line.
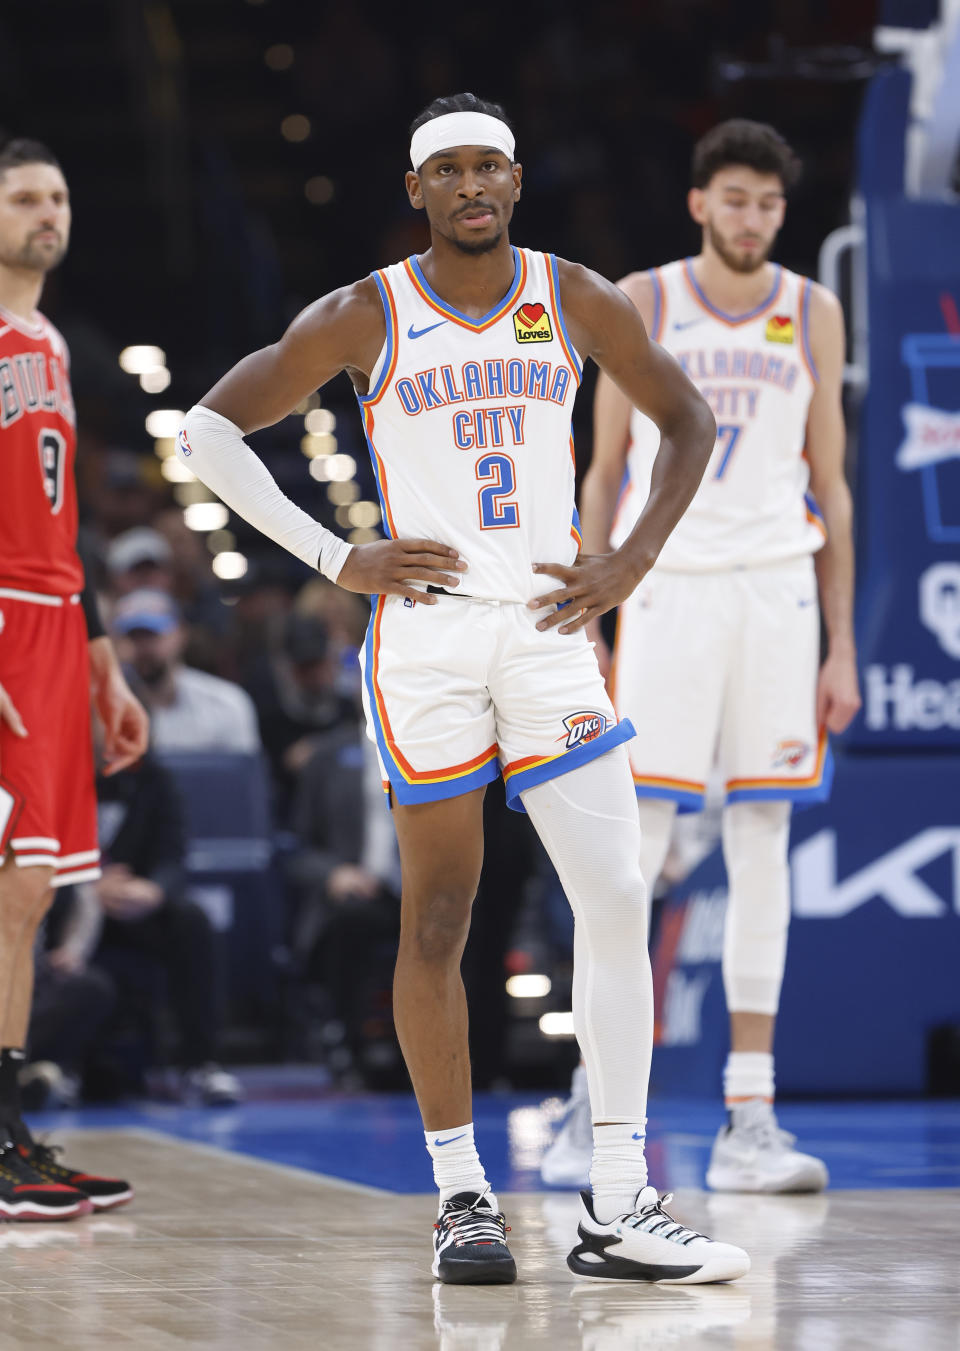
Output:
[816, 647, 862, 734]
[337, 537, 467, 604]
[529, 552, 642, 634]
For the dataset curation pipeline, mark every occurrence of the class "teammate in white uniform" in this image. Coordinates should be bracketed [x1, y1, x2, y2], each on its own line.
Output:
[177, 93, 750, 1285]
[543, 119, 861, 1193]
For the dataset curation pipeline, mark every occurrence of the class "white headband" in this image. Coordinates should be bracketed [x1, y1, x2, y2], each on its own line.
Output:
[410, 112, 515, 171]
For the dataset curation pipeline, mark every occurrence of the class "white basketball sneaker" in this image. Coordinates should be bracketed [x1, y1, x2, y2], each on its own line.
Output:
[541, 1065, 592, 1187]
[567, 1187, 750, 1284]
[706, 1099, 828, 1193]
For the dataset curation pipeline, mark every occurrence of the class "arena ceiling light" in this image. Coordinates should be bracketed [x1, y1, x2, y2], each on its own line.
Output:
[119, 345, 166, 375]
[538, 1011, 575, 1038]
[304, 408, 335, 435]
[212, 551, 248, 581]
[183, 501, 229, 532]
[161, 457, 194, 483]
[145, 409, 185, 438]
[140, 368, 171, 394]
[506, 974, 552, 999]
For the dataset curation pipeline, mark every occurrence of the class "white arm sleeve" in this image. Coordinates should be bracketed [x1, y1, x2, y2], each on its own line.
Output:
[178, 405, 354, 583]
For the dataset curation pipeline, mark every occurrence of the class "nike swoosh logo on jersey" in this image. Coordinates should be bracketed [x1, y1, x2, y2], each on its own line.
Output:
[434, 1133, 467, 1147]
[673, 317, 704, 331]
[408, 320, 448, 340]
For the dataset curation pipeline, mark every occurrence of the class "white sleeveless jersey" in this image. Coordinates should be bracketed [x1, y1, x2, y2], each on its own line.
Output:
[613, 258, 826, 571]
[358, 247, 583, 604]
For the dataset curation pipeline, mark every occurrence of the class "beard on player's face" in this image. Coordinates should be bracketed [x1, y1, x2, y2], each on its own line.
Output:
[0, 233, 68, 274]
[706, 220, 772, 275]
[448, 227, 505, 255]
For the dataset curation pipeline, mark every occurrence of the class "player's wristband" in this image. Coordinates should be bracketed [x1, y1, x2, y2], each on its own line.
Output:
[178, 405, 354, 583]
[79, 574, 106, 640]
[76, 531, 107, 640]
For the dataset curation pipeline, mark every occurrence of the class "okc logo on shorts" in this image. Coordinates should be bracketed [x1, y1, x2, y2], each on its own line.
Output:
[772, 738, 809, 769]
[559, 710, 607, 749]
[177, 427, 192, 457]
[513, 302, 553, 344]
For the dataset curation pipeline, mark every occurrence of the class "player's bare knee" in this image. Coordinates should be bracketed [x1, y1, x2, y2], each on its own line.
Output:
[404, 888, 475, 965]
[0, 857, 55, 920]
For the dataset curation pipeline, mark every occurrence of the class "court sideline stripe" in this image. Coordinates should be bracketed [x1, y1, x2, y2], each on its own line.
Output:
[89, 1126, 393, 1196]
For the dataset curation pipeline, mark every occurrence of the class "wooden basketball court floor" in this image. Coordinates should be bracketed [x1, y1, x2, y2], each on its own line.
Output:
[1, 1110, 958, 1350]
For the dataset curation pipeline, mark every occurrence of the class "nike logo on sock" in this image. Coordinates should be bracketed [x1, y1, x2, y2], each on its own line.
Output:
[433, 1133, 467, 1147]
[632, 1132, 645, 1140]
[408, 320, 447, 340]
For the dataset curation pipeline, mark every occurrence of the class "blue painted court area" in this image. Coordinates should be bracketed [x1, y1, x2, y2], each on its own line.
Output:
[29, 1091, 960, 1193]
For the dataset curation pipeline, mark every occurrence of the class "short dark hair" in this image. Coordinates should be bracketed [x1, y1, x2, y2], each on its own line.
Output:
[691, 120, 801, 192]
[409, 92, 513, 141]
[0, 137, 62, 182]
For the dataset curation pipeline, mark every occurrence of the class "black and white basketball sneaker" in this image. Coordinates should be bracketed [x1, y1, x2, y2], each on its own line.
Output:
[432, 1186, 517, 1284]
[567, 1187, 750, 1284]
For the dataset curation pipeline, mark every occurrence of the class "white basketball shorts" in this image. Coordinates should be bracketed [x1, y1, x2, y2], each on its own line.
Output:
[361, 593, 634, 810]
[611, 555, 832, 810]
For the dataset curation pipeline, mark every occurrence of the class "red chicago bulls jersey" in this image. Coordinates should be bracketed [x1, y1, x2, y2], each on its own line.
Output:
[0, 302, 82, 596]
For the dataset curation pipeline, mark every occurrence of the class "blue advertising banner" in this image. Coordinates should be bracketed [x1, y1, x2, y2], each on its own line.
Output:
[849, 69, 960, 747]
[650, 756, 960, 1098]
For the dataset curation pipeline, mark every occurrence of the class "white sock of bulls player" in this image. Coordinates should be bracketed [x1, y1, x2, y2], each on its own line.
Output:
[425, 1123, 496, 1210]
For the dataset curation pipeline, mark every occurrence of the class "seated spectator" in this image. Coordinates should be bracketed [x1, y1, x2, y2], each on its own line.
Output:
[286, 729, 401, 1083]
[112, 589, 261, 753]
[244, 612, 356, 821]
[291, 578, 368, 700]
[108, 519, 231, 670]
[28, 750, 242, 1106]
[106, 525, 175, 596]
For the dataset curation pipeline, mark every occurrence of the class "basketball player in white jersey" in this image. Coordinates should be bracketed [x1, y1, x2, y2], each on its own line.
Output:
[543, 119, 861, 1193]
[176, 93, 751, 1285]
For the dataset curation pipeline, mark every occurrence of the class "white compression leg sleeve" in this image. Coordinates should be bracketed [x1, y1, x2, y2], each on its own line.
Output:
[179, 405, 353, 581]
[721, 800, 792, 1015]
[636, 798, 677, 899]
[521, 746, 652, 1121]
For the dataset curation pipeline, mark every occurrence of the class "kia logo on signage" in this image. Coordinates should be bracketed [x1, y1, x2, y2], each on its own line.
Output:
[792, 828, 960, 919]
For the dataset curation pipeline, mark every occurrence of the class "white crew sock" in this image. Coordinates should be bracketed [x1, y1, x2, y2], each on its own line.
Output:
[589, 1120, 648, 1223]
[425, 1123, 495, 1209]
[724, 1051, 775, 1107]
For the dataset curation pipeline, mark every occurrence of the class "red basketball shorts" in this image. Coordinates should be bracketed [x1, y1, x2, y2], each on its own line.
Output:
[0, 589, 100, 886]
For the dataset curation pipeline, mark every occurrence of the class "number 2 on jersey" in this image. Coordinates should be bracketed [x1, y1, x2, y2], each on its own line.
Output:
[476, 453, 519, 528]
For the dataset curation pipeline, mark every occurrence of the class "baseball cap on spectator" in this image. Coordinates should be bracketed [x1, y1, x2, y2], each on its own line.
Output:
[107, 526, 173, 576]
[112, 589, 180, 636]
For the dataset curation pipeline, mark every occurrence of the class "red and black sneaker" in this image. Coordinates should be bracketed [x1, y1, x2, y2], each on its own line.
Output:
[0, 1140, 93, 1221]
[21, 1142, 134, 1211]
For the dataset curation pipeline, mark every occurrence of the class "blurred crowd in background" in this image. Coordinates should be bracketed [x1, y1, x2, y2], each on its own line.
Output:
[1, 0, 884, 1109]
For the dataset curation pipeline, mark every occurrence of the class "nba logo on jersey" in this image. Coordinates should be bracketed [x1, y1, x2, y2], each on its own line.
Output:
[177, 427, 192, 457]
[513, 302, 553, 344]
[560, 711, 608, 749]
